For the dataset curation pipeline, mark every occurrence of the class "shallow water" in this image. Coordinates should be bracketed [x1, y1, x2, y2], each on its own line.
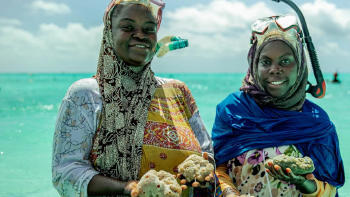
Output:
[0, 73, 349, 196]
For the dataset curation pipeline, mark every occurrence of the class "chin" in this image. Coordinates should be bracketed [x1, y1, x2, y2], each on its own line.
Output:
[128, 56, 152, 66]
[125, 60, 149, 67]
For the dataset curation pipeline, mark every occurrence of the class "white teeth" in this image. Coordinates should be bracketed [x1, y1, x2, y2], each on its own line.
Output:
[270, 81, 284, 85]
[135, 44, 146, 48]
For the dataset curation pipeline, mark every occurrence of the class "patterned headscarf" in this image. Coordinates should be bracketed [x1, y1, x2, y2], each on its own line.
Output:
[241, 15, 308, 111]
[90, 0, 163, 181]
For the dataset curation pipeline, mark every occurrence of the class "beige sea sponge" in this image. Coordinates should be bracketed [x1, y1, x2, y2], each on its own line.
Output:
[177, 154, 214, 183]
[137, 170, 182, 197]
[266, 154, 315, 175]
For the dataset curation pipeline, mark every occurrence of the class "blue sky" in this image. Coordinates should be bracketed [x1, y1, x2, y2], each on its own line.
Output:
[0, 0, 349, 73]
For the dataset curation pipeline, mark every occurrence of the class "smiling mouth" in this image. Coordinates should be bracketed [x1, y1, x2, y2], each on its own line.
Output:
[268, 81, 285, 86]
[130, 44, 150, 49]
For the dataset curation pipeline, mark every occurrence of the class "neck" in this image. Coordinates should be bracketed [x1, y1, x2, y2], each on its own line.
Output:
[129, 65, 145, 73]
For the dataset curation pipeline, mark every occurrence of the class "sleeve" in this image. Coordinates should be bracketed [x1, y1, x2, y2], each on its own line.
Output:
[52, 83, 102, 197]
[302, 178, 337, 197]
[189, 111, 214, 156]
[180, 82, 214, 156]
[215, 163, 240, 196]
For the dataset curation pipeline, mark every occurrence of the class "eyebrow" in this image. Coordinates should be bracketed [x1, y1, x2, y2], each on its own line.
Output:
[119, 18, 157, 25]
[260, 53, 294, 59]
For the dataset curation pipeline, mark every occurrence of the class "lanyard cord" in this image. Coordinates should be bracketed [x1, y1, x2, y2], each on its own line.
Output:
[262, 149, 273, 197]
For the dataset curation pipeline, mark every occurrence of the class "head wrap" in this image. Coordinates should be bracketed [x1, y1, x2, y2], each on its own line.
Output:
[104, 0, 164, 30]
[241, 15, 308, 111]
[90, 0, 163, 181]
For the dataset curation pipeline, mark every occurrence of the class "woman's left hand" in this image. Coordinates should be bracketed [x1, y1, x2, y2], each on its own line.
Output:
[177, 152, 215, 190]
[265, 161, 317, 194]
[125, 181, 139, 197]
[265, 160, 306, 185]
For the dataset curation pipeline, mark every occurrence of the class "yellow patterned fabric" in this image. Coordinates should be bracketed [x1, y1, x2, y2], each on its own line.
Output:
[139, 80, 202, 178]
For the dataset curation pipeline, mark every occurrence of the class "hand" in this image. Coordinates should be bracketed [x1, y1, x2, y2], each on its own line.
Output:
[125, 181, 139, 197]
[177, 152, 215, 190]
[265, 161, 317, 194]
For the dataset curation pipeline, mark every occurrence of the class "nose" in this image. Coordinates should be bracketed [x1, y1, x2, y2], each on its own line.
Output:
[132, 29, 146, 40]
[269, 63, 283, 75]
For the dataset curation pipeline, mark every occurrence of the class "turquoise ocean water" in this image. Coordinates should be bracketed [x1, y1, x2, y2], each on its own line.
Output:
[0, 73, 349, 196]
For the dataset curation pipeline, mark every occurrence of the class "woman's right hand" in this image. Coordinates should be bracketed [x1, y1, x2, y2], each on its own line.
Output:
[125, 181, 139, 197]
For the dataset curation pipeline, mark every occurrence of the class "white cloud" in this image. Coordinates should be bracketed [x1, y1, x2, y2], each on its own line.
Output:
[0, 0, 349, 73]
[160, 0, 274, 57]
[0, 21, 103, 72]
[0, 18, 22, 26]
[31, 0, 71, 15]
[301, 0, 350, 38]
[154, 0, 350, 72]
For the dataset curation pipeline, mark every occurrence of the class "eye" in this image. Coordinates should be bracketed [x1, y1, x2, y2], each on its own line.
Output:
[120, 25, 134, 32]
[143, 26, 156, 34]
[280, 58, 292, 66]
[259, 59, 271, 67]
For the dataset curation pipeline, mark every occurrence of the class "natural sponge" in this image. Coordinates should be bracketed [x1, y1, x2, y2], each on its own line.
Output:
[137, 170, 182, 197]
[177, 154, 214, 183]
[266, 154, 315, 175]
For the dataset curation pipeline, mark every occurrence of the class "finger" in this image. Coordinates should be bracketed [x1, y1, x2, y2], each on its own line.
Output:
[265, 168, 277, 179]
[274, 164, 281, 172]
[271, 165, 286, 180]
[273, 165, 286, 179]
[265, 163, 273, 173]
[267, 160, 274, 167]
[180, 179, 187, 185]
[177, 173, 182, 179]
[126, 181, 138, 191]
[306, 173, 315, 180]
[274, 165, 289, 180]
[268, 164, 279, 177]
[266, 161, 277, 175]
[181, 185, 188, 190]
[205, 175, 211, 182]
[202, 152, 209, 160]
[285, 168, 292, 174]
[192, 181, 200, 187]
[285, 169, 307, 185]
[130, 188, 139, 197]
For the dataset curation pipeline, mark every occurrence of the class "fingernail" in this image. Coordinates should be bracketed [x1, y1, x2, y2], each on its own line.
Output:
[205, 176, 211, 182]
[203, 152, 209, 160]
[274, 165, 281, 171]
[192, 182, 200, 187]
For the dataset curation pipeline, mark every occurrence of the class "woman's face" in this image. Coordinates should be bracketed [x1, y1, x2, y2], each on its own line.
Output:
[257, 40, 298, 98]
[111, 4, 157, 67]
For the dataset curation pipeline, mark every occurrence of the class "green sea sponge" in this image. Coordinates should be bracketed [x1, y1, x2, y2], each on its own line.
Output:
[266, 154, 315, 175]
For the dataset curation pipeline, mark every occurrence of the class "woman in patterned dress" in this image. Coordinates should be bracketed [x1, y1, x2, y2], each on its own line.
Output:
[52, 0, 213, 196]
[212, 15, 344, 197]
